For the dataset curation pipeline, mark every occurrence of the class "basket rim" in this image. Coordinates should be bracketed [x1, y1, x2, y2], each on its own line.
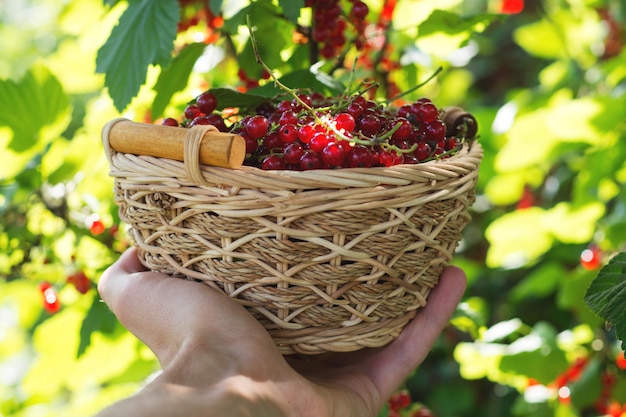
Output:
[103, 118, 483, 190]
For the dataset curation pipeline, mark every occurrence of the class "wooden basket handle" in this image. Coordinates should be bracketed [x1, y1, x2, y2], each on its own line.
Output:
[102, 118, 246, 169]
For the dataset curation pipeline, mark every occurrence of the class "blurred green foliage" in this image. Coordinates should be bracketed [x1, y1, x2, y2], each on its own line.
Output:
[0, 0, 625, 416]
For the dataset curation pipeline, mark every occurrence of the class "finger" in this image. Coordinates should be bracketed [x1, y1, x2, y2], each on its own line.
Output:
[363, 265, 467, 398]
[97, 247, 145, 306]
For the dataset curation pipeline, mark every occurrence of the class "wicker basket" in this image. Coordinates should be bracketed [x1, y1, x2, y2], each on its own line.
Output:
[102, 118, 482, 355]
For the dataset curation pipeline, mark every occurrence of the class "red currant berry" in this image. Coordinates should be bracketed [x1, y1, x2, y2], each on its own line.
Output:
[321, 142, 346, 167]
[334, 112, 356, 132]
[345, 145, 373, 168]
[298, 124, 317, 143]
[67, 270, 91, 294]
[379, 149, 403, 167]
[261, 131, 283, 153]
[346, 102, 364, 119]
[310, 132, 331, 153]
[390, 118, 412, 140]
[278, 110, 299, 126]
[162, 117, 179, 127]
[196, 91, 218, 114]
[423, 120, 446, 142]
[283, 142, 305, 164]
[261, 154, 286, 170]
[580, 244, 602, 270]
[388, 390, 411, 411]
[279, 124, 299, 143]
[240, 132, 258, 155]
[184, 104, 203, 120]
[416, 102, 438, 123]
[276, 100, 293, 113]
[39, 282, 61, 314]
[616, 352, 626, 370]
[190, 116, 212, 126]
[86, 214, 105, 235]
[299, 151, 323, 170]
[414, 143, 432, 161]
[204, 113, 228, 131]
[245, 115, 270, 139]
[358, 114, 382, 137]
[351, 1, 369, 20]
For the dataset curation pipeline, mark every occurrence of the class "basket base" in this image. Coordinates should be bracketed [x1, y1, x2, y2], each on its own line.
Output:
[270, 310, 419, 355]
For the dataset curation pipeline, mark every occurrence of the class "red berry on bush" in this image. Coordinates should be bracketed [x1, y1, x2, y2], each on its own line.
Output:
[388, 390, 411, 411]
[580, 244, 602, 270]
[615, 352, 626, 370]
[39, 282, 61, 314]
[67, 270, 91, 294]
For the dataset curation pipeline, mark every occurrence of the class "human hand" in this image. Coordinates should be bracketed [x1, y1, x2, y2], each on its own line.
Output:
[95, 247, 467, 417]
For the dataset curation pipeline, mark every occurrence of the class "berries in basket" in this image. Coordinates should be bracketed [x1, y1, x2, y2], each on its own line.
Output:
[102, 85, 482, 355]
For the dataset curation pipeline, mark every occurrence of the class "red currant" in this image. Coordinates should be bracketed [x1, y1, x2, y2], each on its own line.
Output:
[345, 145, 373, 168]
[321, 142, 346, 167]
[184, 104, 203, 120]
[414, 142, 431, 161]
[261, 154, 286, 170]
[310, 132, 332, 153]
[279, 124, 299, 143]
[388, 390, 411, 411]
[283, 142, 305, 164]
[298, 124, 317, 143]
[278, 110, 299, 126]
[358, 114, 382, 137]
[162, 117, 179, 127]
[196, 91, 218, 114]
[616, 352, 626, 370]
[299, 150, 323, 170]
[334, 112, 356, 132]
[39, 282, 61, 314]
[67, 270, 91, 294]
[245, 115, 270, 139]
[580, 244, 602, 270]
[350, 1, 369, 20]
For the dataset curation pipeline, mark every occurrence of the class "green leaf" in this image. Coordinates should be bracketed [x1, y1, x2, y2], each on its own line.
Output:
[584, 251, 626, 350]
[417, 10, 494, 56]
[96, 0, 180, 112]
[499, 322, 569, 384]
[0, 65, 71, 180]
[209, 0, 224, 15]
[278, 0, 303, 23]
[514, 18, 567, 60]
[151, 42, 207, 120]
[77, 293, 118, 357]
[0, 64, 70, 152]
[484, 207, 554, 268]
[208, 87, 271, 110]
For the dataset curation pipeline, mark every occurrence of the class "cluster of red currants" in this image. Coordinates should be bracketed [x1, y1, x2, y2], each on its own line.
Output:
[306, 0, 370, 58]
[163, 90, 470, 171]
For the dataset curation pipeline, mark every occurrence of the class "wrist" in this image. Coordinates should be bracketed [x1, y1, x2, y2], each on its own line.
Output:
[207, 375, 292, 417]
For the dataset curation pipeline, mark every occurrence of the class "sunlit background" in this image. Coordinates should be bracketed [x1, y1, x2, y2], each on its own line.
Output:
[1, 0, 625, 416]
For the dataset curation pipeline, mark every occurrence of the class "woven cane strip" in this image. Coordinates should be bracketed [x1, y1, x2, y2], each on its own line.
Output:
[104, 123, 482, 354]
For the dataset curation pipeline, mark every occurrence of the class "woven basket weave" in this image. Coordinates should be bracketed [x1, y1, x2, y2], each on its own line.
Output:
[102, 119, 482, 355]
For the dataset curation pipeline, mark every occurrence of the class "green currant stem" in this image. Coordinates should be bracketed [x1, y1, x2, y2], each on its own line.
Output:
[386, 66, 443, 103]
